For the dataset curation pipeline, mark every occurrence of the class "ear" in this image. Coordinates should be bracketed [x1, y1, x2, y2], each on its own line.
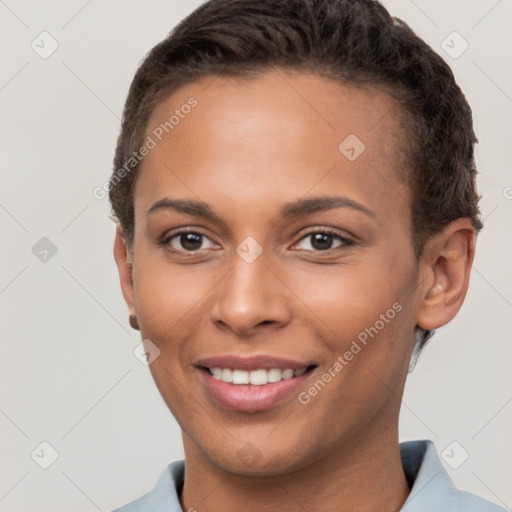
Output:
[416, 219, 476, 331]
[113, 226, 136, 318]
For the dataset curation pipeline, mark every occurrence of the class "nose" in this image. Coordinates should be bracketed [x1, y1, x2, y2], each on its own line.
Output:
[209, 252, 292, 336]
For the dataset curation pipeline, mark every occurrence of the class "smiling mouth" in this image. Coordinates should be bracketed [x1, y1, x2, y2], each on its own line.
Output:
[201, 365, 317, 385]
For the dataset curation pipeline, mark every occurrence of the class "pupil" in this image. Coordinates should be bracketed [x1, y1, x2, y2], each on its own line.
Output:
[181, 233, 202, 250]
[311, 233, 332, 250]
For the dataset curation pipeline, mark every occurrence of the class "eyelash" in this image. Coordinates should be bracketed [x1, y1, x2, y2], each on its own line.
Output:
[159, 227, 354, 254]
[292, 227, 355, 251]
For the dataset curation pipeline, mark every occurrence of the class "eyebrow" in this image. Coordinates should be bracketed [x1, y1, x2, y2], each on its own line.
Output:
[280, 196, 375, 219]
[147, 195, 375, 220]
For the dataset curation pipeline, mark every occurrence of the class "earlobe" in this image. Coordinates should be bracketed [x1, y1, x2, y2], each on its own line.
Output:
[113, 226, 137, 319]
[416, 219, 476, 331]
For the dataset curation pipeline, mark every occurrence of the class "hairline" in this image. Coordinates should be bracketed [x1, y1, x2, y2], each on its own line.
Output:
[122, 66, 422, 258]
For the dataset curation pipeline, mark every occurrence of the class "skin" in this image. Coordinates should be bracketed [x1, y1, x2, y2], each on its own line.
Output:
[114, 70, 476, 512]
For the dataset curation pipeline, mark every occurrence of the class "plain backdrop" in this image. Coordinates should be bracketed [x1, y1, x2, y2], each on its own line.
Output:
[1, 1, 511, 511]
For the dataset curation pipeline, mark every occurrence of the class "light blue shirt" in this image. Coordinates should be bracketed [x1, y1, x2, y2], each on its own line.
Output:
[112, 440, 507, 511]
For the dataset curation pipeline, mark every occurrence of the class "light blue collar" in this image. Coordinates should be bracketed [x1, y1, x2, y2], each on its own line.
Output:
[113, 439, 506, 511]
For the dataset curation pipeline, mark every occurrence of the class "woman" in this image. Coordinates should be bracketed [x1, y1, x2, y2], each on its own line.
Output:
[109, 0, 507, 510]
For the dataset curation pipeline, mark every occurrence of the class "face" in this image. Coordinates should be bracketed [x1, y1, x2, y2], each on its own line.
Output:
[119, 71, 426, 475]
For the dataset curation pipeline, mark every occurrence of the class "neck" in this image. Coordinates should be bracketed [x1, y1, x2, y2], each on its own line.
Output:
[180, 426, 410, 512]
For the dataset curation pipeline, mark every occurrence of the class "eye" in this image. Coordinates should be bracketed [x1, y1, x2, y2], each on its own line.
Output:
[160, 228, 352, 253]
[292, 229, 353, 252]
[160, 230, 218, 252]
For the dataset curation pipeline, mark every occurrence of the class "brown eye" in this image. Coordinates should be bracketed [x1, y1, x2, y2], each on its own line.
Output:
[162, 231, 218, 252]
[310, 233, 335, 250]
[293, 230, 353, 252]
[178, 233, 203, 250]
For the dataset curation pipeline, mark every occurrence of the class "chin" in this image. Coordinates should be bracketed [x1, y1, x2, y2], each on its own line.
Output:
[193, 431, 322, 478]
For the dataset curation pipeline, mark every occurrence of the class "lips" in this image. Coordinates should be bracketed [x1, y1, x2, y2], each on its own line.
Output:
[196, 354, 314, 371]
[195, 355, 317, 412]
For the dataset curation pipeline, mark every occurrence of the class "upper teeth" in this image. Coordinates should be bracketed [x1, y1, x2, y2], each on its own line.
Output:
[210, 367, 307, 385]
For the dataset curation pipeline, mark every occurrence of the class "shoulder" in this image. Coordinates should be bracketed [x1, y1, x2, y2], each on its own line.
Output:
[111, 460, 185, 512]
[445, 489, 508, 512]
[400, 440, 507, 512]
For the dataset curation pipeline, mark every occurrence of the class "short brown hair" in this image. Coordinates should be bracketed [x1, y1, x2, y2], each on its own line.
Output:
[109, 0, 483, 354]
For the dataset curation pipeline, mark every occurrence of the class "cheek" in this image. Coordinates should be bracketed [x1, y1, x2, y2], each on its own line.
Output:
[134, 262, 208, 418]
[133, 252, 218, 333]
[288, 259, 410, 341]
[294, 256, 417, 398]
[131, 262, 216, 406]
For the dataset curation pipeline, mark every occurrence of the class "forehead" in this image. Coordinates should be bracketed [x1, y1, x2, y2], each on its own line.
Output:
[135, 70, 410, 228]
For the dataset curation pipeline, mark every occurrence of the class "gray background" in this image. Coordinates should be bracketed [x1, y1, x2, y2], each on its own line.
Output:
[0, 1, 511, 511]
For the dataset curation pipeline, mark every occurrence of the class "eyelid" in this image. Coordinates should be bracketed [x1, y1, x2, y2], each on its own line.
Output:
[289, 227, 354, 251]
[159, 226, 355, 253]
[159, 227, 219, 251]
